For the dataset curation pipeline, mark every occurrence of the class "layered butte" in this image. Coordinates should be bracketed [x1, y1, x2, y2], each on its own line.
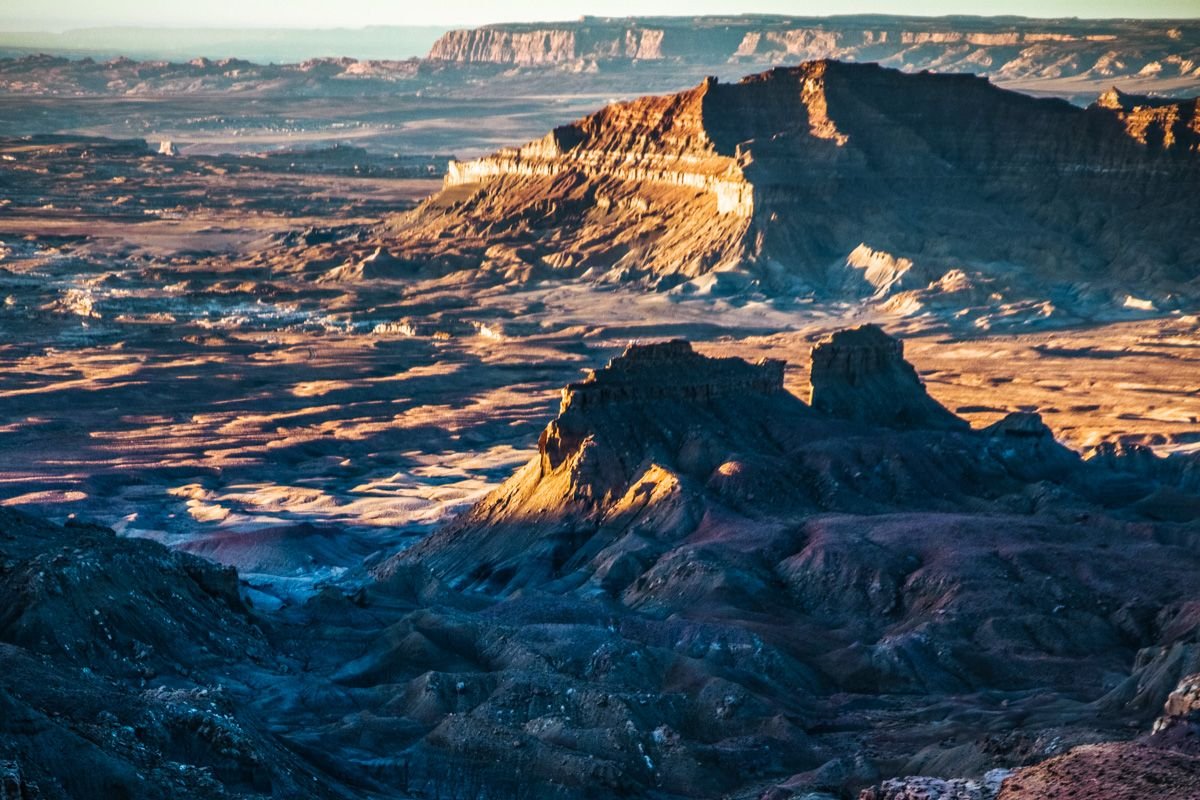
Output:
[388, 60, 1199, 320]
[427, 15, 1200, 92]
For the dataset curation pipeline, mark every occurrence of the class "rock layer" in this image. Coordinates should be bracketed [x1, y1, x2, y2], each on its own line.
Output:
[391, 60, 1200, 316]
[809, 324, 965, 430]
[428, 16, 1200, 92]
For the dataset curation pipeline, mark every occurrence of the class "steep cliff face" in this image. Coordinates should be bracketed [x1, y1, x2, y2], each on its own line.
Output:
[809, 324, 966, 430]
[428, 24, 696, 66]
[396, 329, 1106, 597]
[388, 60, 1199, 311]
[1093, 87, 1200, 151]
[427, 16, 1200, 91]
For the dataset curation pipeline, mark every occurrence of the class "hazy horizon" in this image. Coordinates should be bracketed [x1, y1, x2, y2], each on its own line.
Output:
[2, 0, 1198, 33]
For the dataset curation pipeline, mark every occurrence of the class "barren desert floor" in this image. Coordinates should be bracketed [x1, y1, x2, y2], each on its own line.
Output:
[2, 149, 1197, 599]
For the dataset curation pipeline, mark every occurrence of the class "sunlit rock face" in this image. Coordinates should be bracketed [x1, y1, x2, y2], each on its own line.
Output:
[1093, 87, 1200, 151]
[390, 60, 1199, 316]
[427, 16, 1200, 93]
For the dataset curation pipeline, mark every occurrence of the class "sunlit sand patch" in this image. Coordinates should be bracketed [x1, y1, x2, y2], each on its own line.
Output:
[0, 417, 52, 434]
[1, 489, 88, 506]
[378, 361, 466, 381]
[0, 355, 145, 398]
[150, 443, 536, 543]
[185, 500, 231, 523]
[291, 380, 357, 397]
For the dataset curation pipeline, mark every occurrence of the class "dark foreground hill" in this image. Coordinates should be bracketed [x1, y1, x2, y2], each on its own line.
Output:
[4, 328, 1200, 798]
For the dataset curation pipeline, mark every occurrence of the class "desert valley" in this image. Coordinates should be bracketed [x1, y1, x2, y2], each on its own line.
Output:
[0, 10, 1199, 800]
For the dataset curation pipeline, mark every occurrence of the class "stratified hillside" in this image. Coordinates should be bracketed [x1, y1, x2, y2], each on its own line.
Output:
[382, 60, 1198, 323]
[428, 15, 1200, 88]
[368, 330, 1200, 798]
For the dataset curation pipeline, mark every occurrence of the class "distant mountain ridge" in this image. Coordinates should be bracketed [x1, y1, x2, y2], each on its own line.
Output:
[2, 15, 1198, 102]
[428, 14, 1200, 91]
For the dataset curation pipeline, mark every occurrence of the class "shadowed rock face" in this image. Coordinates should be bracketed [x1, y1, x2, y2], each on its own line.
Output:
[353, 331, 1200, 796]
[810, 324, 966, 430]
[389, 60, 1199, 316]
[0, 510, 338, 800]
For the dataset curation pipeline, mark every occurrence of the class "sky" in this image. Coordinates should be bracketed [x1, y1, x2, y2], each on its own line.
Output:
[2, 0, 1197, 31]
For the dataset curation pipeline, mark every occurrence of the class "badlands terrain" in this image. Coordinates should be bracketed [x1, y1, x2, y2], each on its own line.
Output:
[0, 14, 1199, 800]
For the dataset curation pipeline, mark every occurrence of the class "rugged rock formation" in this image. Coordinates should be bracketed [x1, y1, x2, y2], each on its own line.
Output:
[863, 666, 1200, 800]
[1092, 87, 1200, 151]
[390, 60, 1199, 319]
[560, 339, 784, 409]
[860, 770, 1011, 800]
[7, 331, 1200, 798]
[1157, 672, 1200, 732]
[361, 333, 1200, 797]
[986, 671, 1200, 799]
[809, 325, 965, 430]
[0, 509, 337, 799]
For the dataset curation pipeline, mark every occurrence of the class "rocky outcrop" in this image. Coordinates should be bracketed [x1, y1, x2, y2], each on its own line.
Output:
[1092, 87, 1200, 151]
[1156, 672, 1200, 732]
[988, 671, 1200, 799]
[1088, 440, 1200, 496]
[809, 325, 965, 430]
[0, 508, 336, 799]
[0, 761, 38, 800]
[560, 340, 784, 411]
[392, 60, 1200, 314]
[440, 79, 757, 218]
[860, 770, 1012, 800]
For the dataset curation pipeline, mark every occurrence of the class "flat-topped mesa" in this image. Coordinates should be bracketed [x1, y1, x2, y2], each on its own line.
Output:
[810, 324, 966, 430]
[560, 340, 785, 413]
[425, 18, 1200, 85]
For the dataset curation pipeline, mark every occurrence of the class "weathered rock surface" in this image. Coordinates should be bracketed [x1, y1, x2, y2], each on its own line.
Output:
[860, 770, 1011, 800]
[0, 509, 339, 799]
[361, 332, 1200, 796]
[809, 324, 965, 430]
[390, 60, 1199, 320]
[1093, 88, 1200, 151]
[984, 671, 1200, 799]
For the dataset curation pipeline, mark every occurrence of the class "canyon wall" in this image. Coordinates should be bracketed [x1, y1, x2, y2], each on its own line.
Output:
[427, 16, 1200, 91]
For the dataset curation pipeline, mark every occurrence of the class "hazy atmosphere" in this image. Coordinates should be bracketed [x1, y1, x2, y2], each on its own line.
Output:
[3, 0, 1199, 29]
